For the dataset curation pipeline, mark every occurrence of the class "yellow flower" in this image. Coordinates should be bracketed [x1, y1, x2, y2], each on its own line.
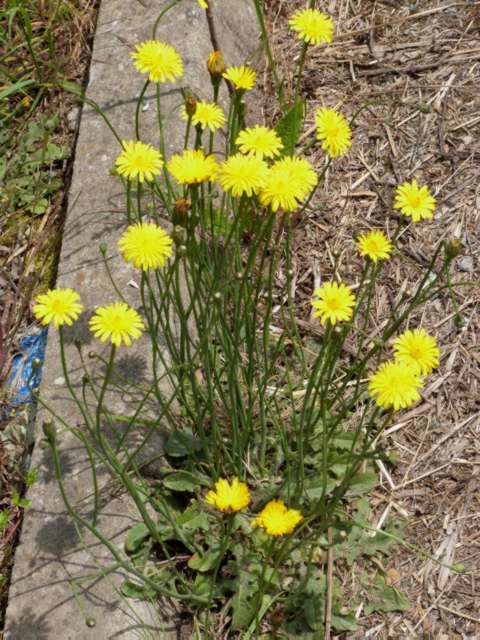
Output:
[393, 329, 440, 376]
[205, 478, 251, 513]
[259, 156, 318, 212]
[311, 282, 356, 326]
[289, 9, 335, 45]
[315, 108, 352, 158]
[89, 302, 144, 347]
[254, 500, 303, 536]
[115, 140, 163, 182]
[217, 154, 268, 197]
[236, 126, 284, 160]
[118, 222, 173, 271]
[223, 66, 256, 91]
[33, 288, 83, 328]
[357, 230, 393, 263]
[131, 40, 183, 83]
[393, 180, 436, 222]
[369, 360, 423, 411]
[198, 0, 208, 7]
[167, 149, 218, 184]
[181, 100, 225, 131]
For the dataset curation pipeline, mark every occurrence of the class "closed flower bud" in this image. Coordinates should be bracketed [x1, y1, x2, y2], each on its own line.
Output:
[207, 50, 226, 79]
[42, 420, 56, 443]
[444, 238, 462, 260]
[184, 95, 197, 117]
[173, 197, 191, 226]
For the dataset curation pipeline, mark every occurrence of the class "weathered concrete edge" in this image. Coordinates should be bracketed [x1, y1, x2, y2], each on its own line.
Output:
[4, 1, 259, 638]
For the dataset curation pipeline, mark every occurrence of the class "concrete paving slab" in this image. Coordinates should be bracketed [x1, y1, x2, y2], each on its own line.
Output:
[4, 1, 258, 637]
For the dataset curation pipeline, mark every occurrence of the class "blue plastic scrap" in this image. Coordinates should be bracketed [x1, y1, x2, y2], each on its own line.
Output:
[6, 328, 48, 406]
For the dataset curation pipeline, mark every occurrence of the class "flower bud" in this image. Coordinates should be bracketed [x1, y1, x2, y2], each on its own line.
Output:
[42, 420, 56, 444]
[207, 51, 226, 79]
[444, 238, 462, 260]
[172, 225, 186, 245]
[173, 197, 191, 227]
[184, 95, 197, 118]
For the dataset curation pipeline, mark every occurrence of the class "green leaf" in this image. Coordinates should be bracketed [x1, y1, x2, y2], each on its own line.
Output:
[188, 546, 221, 572]
[0, 79, 35, 101]
[165, 428, 202, 457]
[163, 470, 210, 492]
[176, 506, 209, 533]
[232, 569, 260, 630]
[25, 467, 38, 488]
[363, 575, 410, 615]
[124, 523, 150, 554]
[0, 510, 10, 533]
[345, 471, 377, 496]
[331, 608, 358, 632]
[275, 99, 305, 156]
[12, 490, 31, 509]
[120, 579, 157, 600]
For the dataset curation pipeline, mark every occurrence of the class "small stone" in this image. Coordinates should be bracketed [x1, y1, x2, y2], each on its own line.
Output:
[458, 256, 474, 272]
[53, 376, 65, 386]
[66, 106, 80, 132]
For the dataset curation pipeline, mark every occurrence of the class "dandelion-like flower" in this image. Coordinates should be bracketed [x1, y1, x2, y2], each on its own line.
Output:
[369, 360, 424, 411]
[115, 140, 163, 183]
[311, 282, 356, 326]
[198, 0, 208, 8]
[181, 100, 225, 131]
[259, 156, 318, 212]
[217, 154, 268, 197]
[205, 478, 251, 513]
[315, 108, 352, 158]
[223, 66, 256, 91]
[357, 230, 393, 263]
[118, 222, 173, 271]
[33, 288, 83, 328]
[255, 500, 303, 536]
[131, 40, 183, 83]
[393, 180, 436, 222]
[167, 149, 218, 185]
[289, 8, 335, 45]
[89, 302, 144, 347]
[236, 126, 284, 160]
[393, 329, 440, 376]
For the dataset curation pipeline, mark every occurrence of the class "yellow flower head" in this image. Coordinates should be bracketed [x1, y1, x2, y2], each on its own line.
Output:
[289, 9, 335, 45]
[357, 230, 393, 263]
[89, 302, 144, 347]
[167, 149, 218, 185]
[393, 329, 440, 376]
[131, 40, 183, 83]
[255, 500, 303, 537]
[369, 360, 424, 411]
[205, 478, 251, 513]
[393, 180, 436, 222]
[236, 126, 284, 160]
[217, 154, 268, 197]
[33, 288, 83, 328]
[115, 140, 163, 183]
[223, 66, 256, 91]
[311, 281, 356, 326]
[315, 108, 352, 158]
[181, 100, 225, 131]
[259, 156, 318, 212]
[118, 222, 173, 271]
[198, 0, 208, 8]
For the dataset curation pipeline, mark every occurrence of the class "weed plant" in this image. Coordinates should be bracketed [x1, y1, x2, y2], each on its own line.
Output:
[33, 1, 467, 637]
